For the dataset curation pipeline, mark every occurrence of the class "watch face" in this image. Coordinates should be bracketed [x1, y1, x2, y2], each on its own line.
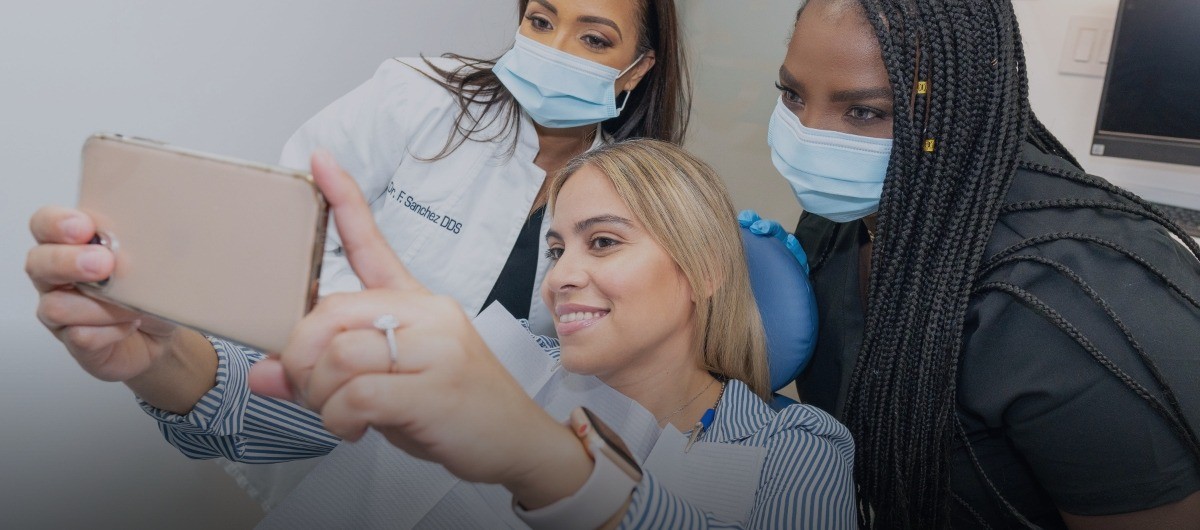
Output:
[581, 407, 641, 474]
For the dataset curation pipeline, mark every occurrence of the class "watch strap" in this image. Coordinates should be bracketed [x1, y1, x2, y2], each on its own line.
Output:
[513, 446, 638, 530]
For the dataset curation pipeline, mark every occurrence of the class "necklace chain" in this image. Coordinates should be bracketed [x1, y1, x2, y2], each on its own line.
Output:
[658, 377, 718, 425]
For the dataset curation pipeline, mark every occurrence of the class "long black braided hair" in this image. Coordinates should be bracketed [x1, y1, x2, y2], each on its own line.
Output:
[795, 0, 1200, 527]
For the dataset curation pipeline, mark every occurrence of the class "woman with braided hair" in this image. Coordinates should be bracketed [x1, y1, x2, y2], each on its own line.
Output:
[770, 0, 1200, 527]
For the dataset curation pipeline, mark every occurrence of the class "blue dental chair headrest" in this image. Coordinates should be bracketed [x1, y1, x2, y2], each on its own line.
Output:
[740, 224, 819, 399]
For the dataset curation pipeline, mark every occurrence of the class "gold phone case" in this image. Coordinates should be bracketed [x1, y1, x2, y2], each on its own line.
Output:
[77, 133, 327, 353]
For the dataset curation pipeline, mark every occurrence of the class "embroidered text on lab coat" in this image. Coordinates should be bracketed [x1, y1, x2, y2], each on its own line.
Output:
[385, 181, 463, 234]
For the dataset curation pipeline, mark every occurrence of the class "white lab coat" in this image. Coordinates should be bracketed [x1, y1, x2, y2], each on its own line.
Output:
[226, 56, 607, 509]
[281, 56, 600, 336]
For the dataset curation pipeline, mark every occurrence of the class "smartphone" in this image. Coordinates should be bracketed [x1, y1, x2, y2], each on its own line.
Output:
[76, 133, 327, 353]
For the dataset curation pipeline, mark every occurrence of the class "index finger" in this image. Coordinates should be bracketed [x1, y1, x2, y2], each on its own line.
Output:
[310, 150, 424, 292]
[30, 206, 96, 245]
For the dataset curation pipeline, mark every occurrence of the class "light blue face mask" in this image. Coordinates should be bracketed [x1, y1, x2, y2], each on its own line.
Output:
[767, 98, 893, 223]
[494, 34, 645, 129]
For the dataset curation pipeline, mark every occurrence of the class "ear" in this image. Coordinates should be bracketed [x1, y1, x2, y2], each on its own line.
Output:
[620, 50, 657, 93]
[703, 273, 724, 299]
[690, 270, 723, 302]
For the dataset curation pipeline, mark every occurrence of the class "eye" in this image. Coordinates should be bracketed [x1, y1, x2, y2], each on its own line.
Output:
[775, 82, 803, 106]
[582, 33, 613, 50]
[526, 14, 552, 31]
[846, 106, 888, 123]
[544, 247, 564, 261]
[590, 236, 620, 251]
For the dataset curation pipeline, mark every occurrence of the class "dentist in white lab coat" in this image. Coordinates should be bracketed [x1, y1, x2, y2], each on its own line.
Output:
[25, 0, 690, 510]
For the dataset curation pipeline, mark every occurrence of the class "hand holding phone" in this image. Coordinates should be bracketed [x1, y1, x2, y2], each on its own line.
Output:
[28, 203, 185, 385]
[73, 133, 327, 353]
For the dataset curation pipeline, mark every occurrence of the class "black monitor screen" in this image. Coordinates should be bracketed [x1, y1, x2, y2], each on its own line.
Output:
[1093, 0, 1200, 166]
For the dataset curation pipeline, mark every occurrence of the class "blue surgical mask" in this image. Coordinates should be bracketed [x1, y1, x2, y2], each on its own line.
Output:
[494, 34, 644, 129]
[767, 98, 893, 223]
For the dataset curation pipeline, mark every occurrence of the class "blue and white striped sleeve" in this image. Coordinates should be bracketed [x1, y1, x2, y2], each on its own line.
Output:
[138, 337, 340, 462]
[619, 407, 857, 529]
[520, 319, 561, 361]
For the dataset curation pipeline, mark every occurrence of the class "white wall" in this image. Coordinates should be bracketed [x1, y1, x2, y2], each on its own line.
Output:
[681, 0, 806, 226]
[0, 2, 514, 528]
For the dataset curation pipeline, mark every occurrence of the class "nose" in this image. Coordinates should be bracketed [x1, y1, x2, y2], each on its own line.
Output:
[519, 24, 573, 54]
[794, 107, 834, 133]
[544, 251, 588, 293]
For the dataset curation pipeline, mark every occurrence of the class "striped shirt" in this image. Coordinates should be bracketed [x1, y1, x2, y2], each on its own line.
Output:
[141, 335, 856, 528]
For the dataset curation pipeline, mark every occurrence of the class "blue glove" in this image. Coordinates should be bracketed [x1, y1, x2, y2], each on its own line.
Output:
[738, 210, 809, 275]
[737, 210, 819, 391]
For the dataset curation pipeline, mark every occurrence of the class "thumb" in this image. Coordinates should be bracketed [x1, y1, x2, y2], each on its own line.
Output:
[311, 149, 423, 291]
[248, 359, 297, 402]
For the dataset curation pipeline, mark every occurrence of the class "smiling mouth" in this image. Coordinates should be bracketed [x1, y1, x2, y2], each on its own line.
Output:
[557, 311, 610, 323]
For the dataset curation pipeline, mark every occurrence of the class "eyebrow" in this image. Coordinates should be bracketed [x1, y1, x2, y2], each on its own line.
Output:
[779, 66, 892, 102]
[580, 15, 623, 39]
[545, 214, 635, 241]
[530, 0, 557, 15]
[529, 0, 623, 39]
[831, 87, 893, 103]
[778, 66, 803, 92]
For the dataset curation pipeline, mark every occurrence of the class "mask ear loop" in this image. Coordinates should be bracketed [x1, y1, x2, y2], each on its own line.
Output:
[615, 90, 633, 114]
[614, 52, 647, 115]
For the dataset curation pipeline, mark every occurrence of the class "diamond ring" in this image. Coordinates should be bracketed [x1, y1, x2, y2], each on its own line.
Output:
[373, 314, 401, 371]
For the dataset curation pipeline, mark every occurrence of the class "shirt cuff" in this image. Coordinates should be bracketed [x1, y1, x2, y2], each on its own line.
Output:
[513, 453, 636, 530]
[136, 336, 256, 437]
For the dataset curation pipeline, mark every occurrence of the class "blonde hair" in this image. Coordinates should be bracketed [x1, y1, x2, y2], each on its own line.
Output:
[548, 139, 771, 400]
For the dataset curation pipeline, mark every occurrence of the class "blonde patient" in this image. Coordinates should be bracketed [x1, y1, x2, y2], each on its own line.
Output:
[237, 139, 857, 527]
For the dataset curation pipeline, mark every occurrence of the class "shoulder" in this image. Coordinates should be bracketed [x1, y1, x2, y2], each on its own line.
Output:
[960, 146, 1200, 481]
[765, 401, 855, 462]
[973, 143, 1200, 329]
[718, 381, 854, 462]
[987, 143, 1189, 261]
[720, 384, 856, 515]
[361, 56, 468, 109]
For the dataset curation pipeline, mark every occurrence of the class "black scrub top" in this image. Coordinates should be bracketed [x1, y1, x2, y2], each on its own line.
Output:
[482, 206, 545, 320]
[794, 144, 1200, 528]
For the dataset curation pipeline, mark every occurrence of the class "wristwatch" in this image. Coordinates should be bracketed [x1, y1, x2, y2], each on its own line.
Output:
[514, 407, 643, 529]
[572, 406, 643, 482]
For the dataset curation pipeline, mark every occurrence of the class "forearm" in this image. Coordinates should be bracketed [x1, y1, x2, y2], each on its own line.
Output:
[157, 393, 340, 462]
[506, 420, 595, 509]
[125, 328, 218, 414]
[142, 337, 340, 462]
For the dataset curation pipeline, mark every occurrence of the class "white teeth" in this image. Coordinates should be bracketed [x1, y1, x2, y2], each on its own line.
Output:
[558, 311, 606, 323]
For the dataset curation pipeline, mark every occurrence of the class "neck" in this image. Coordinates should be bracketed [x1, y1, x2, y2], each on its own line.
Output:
[530, 123, 597, 212]
[600, 356, 722, 433]
[862, 214, 879, 239]
[533, 123, 596, 172]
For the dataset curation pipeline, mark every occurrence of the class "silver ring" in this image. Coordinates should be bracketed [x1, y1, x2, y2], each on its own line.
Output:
[373, 314, 400, 371]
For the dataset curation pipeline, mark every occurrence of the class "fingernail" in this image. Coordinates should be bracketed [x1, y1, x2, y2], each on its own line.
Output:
[313, 148, 332, 166]
[77, 248, 108, 275]
[61, 217, 87, 241]
[737, 210, 757, 225]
